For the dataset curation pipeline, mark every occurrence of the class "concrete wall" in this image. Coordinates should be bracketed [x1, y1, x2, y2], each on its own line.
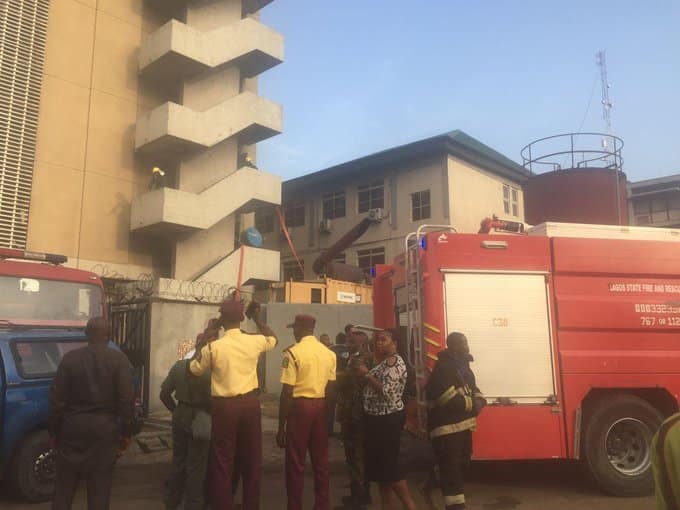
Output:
[148, 300, 219, 413]
[447, 155, 525, 233]
[262, 303, 373, 394]
[27, 0, 168, 278]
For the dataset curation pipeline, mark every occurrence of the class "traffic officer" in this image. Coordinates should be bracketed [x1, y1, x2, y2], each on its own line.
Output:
[190, 299, 277, 510]
[160, 333, 211, 510]
[336, 330, 373, 508]
[278, 314, 337, 510]
[653, 412, 680, 509]
[424, 332, 485, 510]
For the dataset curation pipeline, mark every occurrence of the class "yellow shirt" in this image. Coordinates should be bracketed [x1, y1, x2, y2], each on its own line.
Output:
[280, 336, 337, 398]
[190, 328, 277, 397]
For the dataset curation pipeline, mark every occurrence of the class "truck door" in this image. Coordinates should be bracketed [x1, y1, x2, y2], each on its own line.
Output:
[444, 271, 565, 459]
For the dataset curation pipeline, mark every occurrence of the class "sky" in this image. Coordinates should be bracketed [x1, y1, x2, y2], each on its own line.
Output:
[257, 1, 680, 183]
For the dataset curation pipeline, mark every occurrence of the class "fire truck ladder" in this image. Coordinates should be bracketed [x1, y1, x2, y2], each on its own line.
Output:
[404, 224, 457, 434]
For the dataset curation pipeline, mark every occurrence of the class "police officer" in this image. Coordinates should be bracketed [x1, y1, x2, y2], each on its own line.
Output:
[278, 314, 337, 510]
[160, 333, 211, 510]
[336, 330, 373, 509]
[190, 299, 277, 510]
[424, 332, 485, 510]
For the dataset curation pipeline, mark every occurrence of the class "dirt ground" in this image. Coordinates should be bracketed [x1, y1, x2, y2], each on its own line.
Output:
[0, 396, 655, 509]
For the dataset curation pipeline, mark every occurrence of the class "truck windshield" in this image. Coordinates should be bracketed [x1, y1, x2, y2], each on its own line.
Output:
[0, 276, 103, 327]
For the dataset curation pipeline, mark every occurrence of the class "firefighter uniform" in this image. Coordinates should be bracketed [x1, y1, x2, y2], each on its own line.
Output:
[281, 333, 336, 510]
[337, 350, 373, 507]
[425, 348, 482, 510]
[190, 327, 277, 510]
[653, 412, 680, 509]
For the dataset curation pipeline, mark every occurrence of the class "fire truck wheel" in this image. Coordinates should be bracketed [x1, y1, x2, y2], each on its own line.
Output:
[9, 430, 55, 502]
[582, 394, 663, 497]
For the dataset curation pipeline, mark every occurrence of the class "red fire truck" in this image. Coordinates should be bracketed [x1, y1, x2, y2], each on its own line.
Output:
[373, 221, 680, 496]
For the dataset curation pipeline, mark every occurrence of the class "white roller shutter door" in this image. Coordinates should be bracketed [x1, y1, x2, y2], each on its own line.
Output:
[444, 272, 555, 403]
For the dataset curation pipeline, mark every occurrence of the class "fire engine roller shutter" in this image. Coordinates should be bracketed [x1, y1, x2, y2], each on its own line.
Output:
[444, 272, 555, 404]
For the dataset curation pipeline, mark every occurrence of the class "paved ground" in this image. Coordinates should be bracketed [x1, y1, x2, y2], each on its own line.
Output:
[0, 399, 655, 509]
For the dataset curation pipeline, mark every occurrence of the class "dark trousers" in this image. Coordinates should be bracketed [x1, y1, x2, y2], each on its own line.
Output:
[432, 431, 473, 510]
[285, 398, 329, 510]
[51, 442, 117, 510]
[210, 394, 262, 510]
[341, 418, 367, 497]
[327, 394, 337, 435]
[164, 409, 210, 510]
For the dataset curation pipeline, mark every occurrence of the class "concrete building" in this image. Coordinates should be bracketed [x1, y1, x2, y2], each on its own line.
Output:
[629, 174, 680, 228]
[1, 0, 282, 288]
[259, 131, 530, 280]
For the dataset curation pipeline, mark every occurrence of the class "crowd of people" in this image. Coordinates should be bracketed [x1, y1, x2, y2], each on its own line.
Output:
[47, 300, 487, 510]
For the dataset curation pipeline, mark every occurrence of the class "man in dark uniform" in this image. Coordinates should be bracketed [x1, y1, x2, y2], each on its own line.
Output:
[336, 330, 372, 509]
[161, 333, 212, 510]
[424, 332, 484, 510]
[48, 317, 134, 510]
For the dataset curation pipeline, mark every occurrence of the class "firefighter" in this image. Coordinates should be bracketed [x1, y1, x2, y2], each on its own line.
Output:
[336, 330, 373, 509]
[278, 314, 337, 510]
[652, 412, 680, 509]
[149, 166, 166, 190]
[424, 332, 485, 510]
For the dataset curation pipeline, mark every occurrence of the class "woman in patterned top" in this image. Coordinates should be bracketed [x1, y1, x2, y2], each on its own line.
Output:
[355, 330, 417, 510]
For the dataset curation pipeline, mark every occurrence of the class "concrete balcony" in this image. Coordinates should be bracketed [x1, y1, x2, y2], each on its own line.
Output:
[193, 246, 280, 285]
[145, 0, 273, 16]
[135, 91, 282, 156]
[130, 167, 281, 235]
[140, 18, 283, 83]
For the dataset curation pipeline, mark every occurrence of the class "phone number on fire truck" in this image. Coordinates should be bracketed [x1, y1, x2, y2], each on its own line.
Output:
[639, 316, 680, 326]
[634, 303, 680, 314]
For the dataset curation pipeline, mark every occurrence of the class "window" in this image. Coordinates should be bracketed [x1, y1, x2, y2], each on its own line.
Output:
[332, 253, 346, 265]
[411, 190, 431, 221]
[503, 184, 520, 217]
[283, 202, 305, 227]
[12, 340, 85, 379]
[255, 208, 274, 234]
[282, 259, 304, 281]
[358, 180, 384, 213]
[357, 247, 386, 273]
[311, 288, 323, 304]
[322, 191, 346, 219]
[633, 195, 680, 225]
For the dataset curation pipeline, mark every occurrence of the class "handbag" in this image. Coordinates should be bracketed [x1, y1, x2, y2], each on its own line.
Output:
[190, 343, 212, 441]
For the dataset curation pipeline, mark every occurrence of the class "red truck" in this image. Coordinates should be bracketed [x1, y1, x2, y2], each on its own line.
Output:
[373, 221, 680, 496]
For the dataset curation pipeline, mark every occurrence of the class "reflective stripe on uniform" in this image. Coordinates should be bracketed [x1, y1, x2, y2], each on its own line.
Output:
[430, 417, 477, 438]
[464, 395, 473, 412]
[427, 385, 465, 410]
[444, 493, 465, 505]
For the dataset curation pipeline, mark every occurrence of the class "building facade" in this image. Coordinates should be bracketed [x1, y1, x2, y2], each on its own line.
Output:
[1, 0, 282, 291]
[260, 131, 529, 280]
[629, 174, 680, 228]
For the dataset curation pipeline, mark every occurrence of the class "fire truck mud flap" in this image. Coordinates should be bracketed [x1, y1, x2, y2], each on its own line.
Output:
[582, 393, 663, 496]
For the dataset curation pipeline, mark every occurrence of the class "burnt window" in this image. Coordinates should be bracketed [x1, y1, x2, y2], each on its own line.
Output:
[358, 180, 384, 213]
[284, 202, 305, 227]
[282, 259, 304, 281]
[322, 191, 346, 220]
[255, 208, 274, 234]
[357, 247, 385, 273]
[411, 190, 431, 221]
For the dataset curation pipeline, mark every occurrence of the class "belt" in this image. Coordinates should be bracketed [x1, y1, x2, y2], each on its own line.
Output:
[293, 396, 326, 400]
[213, 389, 259, 399]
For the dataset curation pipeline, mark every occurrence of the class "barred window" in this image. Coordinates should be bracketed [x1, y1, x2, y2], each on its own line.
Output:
[358, 180, 384, 213]
[357, 247, 385, 273]
[322, 191, 345, 220]
[284, 202, 305, 227]
[0, 0, 50, 248]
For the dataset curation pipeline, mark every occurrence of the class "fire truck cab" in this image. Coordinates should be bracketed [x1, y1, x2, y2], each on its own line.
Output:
[373, 222, 680, 497]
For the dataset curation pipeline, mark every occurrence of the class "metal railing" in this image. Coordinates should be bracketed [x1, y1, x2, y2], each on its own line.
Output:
[520, 132, 624, 174]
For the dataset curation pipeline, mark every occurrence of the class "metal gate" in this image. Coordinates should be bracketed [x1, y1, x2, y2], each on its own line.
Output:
[109, 301, 151, 414]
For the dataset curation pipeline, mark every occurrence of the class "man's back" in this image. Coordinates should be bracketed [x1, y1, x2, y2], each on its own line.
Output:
[49, 344, 134, 448]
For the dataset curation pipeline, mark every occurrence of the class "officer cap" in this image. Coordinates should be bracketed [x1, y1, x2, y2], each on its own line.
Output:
[287, 314, 316, 329]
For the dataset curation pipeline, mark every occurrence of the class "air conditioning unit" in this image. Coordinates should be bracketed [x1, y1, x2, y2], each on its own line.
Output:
[368, 208, 385, 222]
[319, 219, 332, 233]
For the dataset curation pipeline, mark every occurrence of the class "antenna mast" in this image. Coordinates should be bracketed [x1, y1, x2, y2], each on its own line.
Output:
[596, 50, 612, 133]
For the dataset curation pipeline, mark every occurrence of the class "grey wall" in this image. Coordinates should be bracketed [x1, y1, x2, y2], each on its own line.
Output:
[262, 303, 373, 394]
[148, 300, 220, 413]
